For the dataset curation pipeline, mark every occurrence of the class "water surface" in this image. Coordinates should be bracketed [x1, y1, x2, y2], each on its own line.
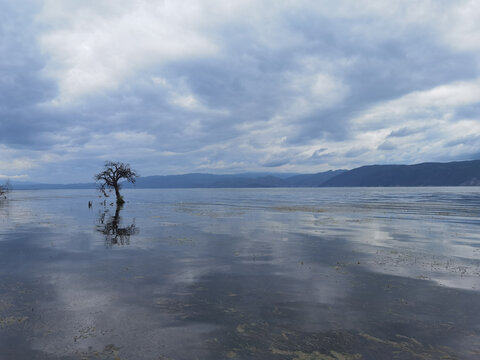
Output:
[1, 188, 480, 359]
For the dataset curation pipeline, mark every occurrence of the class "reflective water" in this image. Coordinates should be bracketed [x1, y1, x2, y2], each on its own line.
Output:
[1, 188, 480, 359]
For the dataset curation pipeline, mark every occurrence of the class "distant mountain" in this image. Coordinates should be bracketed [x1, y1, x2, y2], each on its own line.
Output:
[11, 182, 96, 190]
[321, 160, 480, 187]
[283, 170, 347, 187]
[11, 170, 344, 190]
[224, 172, 302, 179]
[125, 170, 346, 188]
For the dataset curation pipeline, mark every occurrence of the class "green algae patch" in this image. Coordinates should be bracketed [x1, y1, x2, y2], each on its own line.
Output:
[271, 348, 361, 360]
[359, 333, 456, 359]
[0, 315, 28, 327]
[74, 326, 96, 342]
[0, 300, 12, 312]
[226, 350, 238, 358]
[76, 343, 121, 360]
[236, 324, 247, 334]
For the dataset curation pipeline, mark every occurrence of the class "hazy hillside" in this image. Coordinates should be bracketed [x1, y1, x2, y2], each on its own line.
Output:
[321, 160, 480, 187]
[126, 170, 345, 188]
[11, 170, 343, 190]
[11, 182, 96, 190]
[284, 170, 347, 187]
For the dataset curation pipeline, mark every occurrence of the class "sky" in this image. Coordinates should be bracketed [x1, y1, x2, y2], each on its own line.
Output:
[1, 0, 480, 183]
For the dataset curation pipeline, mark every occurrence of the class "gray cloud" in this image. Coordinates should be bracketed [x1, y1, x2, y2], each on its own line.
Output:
[388, 127, 422, 138]
[378, 141, 396, 151]
[1, 1, 480, 182]
[262, 160, 290, 168]
[345, 147, 370, 158]
[0, 1, 57, 108]
[445, 135, 480, 148]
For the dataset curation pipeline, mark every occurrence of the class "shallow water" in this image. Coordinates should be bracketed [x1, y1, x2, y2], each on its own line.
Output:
[1, 187, 480, 359]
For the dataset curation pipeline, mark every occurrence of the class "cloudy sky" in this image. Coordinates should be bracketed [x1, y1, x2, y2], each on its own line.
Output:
[1, 0, 480, 183]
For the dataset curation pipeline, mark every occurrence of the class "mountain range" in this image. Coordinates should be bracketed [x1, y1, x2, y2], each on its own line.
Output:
[8, 160, 480, 190]
[321, 160, 480, 187]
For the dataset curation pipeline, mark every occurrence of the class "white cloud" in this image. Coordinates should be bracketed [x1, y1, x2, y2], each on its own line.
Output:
[333, 79, 480, 165]
[152, 76, 230, 115]
[436, 1, 480, 52]
[301, 0, 480, 53]
[0, 146, 37, 172]
[37, 0, 219, 104]
[352, 79, 480, 129]
[83, 131, 156, 158]
[266, 59, 349, 137]
[0, 174, 29, 180]
[287, 71, 348, 118]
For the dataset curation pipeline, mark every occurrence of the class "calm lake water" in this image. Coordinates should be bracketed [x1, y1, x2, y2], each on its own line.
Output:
[1, 188, 480, 359]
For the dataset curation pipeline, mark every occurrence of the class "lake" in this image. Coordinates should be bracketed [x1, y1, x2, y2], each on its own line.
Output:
[1, 188, 480, 359]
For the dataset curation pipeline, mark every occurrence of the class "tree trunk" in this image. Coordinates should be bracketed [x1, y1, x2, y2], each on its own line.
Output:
[114, 185, 124, 205]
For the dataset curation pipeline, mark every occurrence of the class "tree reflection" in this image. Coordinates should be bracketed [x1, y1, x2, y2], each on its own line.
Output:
[97, 205, 137, 246]
[0, 192, 10, 219]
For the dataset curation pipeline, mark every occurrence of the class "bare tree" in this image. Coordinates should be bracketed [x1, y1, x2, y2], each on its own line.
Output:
[94, 161, 138, 205]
